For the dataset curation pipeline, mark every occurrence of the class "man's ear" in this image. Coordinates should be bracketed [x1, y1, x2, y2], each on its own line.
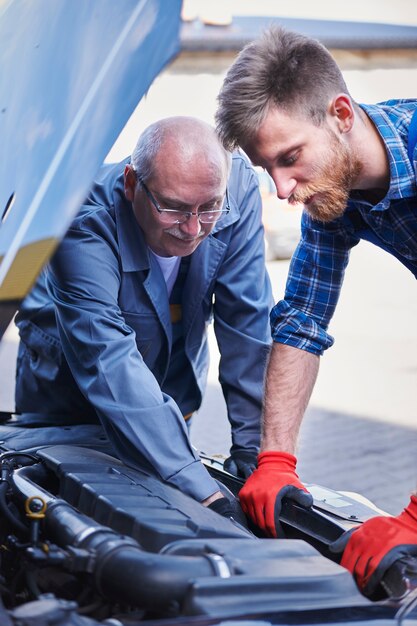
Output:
[328, 94, 355, 134]
[124, 164, 136, 202]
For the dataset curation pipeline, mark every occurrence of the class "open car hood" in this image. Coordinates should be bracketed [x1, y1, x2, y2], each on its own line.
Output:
[0, 0, 182, 337]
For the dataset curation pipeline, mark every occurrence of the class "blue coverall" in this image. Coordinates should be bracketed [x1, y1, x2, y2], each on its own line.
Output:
[14, 153, 273, 501]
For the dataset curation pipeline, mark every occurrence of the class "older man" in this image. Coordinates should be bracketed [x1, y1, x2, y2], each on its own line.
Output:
[216, 26, 417, 593]
[14, 116, 272, 515]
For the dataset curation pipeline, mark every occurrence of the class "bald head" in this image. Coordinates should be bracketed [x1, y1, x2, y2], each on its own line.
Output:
[131, 116, 231, 185]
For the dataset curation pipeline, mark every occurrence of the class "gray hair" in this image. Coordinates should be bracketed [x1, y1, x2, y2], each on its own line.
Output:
[131, 117, 232, 183]
[130, 122, 163, 182]
[216, 26, 351, 151]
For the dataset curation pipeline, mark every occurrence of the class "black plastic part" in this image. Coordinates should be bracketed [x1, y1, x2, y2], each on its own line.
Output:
[35, 446, 250, 552]
[164, 538, 369, 617]
[202, 457, 417, 603]
[43, 500, 217, 610]
[202, 456, 366, 552]
[0, 412, 13, 425]
[0, 301, 20, 341]
[0, 595, 13, 626]
[13, 463, 372, 618]
[8, 445, 417, 623]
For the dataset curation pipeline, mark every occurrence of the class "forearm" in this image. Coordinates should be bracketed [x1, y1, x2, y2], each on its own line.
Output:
[261, 343, 320, 453]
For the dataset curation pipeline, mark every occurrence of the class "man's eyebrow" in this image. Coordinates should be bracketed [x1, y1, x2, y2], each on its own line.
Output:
[153, 190, 190, 206]
[280, 145, 300, 158]
[266, 144, 303, 166]
[155, 191, 223, 207]
[248, 147, 292, 169]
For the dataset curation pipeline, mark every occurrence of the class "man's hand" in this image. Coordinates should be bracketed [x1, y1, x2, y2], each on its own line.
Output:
[207, 496, 249, 529]
[224, 450, 258, 479]
[330, 495, 417, 596]
[238, 450, 313, 537]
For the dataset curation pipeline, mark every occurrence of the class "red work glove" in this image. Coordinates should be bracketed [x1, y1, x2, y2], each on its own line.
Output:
[330, 495, 417, 596]
[238, 451, 313, 537]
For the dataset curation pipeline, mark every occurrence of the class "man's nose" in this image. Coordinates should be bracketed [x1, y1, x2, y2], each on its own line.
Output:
[270, 172, 297, 200]
[180, 213, 202, 236]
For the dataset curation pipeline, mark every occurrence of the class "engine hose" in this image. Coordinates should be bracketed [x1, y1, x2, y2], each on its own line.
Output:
[12, 467, 230, 611]
[0, 482, 28, 535]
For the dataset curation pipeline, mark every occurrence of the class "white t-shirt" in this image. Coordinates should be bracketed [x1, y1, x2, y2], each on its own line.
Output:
[149, 249, 181, 297]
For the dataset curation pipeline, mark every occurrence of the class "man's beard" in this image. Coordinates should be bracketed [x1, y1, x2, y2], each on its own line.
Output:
[289, 131, 362, 223]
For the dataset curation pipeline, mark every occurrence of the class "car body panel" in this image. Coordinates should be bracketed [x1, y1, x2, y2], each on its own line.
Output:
[0, 0, 181, 331]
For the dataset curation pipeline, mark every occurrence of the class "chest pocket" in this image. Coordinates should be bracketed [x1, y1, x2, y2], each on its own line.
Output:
[18, 320, 61, 381]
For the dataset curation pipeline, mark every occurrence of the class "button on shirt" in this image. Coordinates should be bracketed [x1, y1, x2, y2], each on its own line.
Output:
[270, 99, 417, 356]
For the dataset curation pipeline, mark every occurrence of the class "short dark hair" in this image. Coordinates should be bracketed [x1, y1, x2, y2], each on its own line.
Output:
[216, 26, 350, 150]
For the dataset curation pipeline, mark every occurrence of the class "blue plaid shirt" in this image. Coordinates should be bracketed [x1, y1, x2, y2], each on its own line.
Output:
[271, 99, 417, 355]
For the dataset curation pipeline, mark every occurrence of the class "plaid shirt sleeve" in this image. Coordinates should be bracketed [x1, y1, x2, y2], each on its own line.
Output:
[270, 211, 360, 355]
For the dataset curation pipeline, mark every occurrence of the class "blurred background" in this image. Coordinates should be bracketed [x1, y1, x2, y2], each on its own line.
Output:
[1, 0, 416, 514]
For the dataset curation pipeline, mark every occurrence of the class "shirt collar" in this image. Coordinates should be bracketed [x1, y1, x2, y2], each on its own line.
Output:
[211, 187, 240, 234]
[114, 182, 150, 272]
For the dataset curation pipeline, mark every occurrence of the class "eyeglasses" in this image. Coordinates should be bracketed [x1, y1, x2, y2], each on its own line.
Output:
[137, 175, 230, 225]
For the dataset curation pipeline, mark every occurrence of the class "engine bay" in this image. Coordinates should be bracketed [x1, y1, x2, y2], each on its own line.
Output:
[0, 443, 416, 626]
